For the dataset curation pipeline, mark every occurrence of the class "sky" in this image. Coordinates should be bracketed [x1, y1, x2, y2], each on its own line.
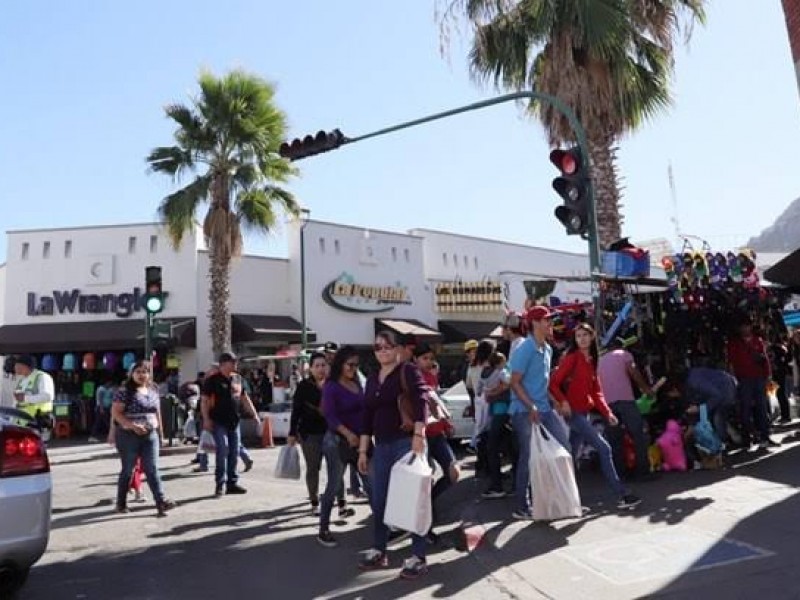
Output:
[1, 0, 799, 264]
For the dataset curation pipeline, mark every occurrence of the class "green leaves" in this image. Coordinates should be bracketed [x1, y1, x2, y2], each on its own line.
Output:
[146, 70, 296, 255]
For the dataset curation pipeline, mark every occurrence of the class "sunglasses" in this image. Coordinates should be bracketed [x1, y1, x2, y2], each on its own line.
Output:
[373, 343, 395, 352]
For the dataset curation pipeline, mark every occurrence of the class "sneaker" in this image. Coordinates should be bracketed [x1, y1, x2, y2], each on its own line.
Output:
[243, 459, 254, 473]
[156, 498, 177, 517]
[317, 531, 338, 548]
[132, 492, 148, 503]
[511, 509, 534, 521]
[400, 556, 428, 580]
[338, 506, 356, 519]
[189, 457, 200, 465]
[311, 503, 321, 517]
[617, 494, 642, 510]
[214, 485, 224, 498]
[358, 549, 388, 570]
[87, 437, 100, 443]
[226, 484, 247, 495]
[481, 488, 506, 499]
[425, 530, 439, 545]
[193, 466, 209, 473]
[114, 505, 130, 514]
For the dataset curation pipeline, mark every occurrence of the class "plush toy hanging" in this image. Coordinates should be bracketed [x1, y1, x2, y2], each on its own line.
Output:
[62, 353, 76, 372]
[41, 354, 58, 372]
[102, 352, 118, 371]
[122, 352, 136, 371]
[82, 352, 96, 371]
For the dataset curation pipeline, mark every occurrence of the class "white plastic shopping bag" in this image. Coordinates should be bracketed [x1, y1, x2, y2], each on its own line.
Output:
[183, 416, 197, 440]
[274, 444, 302, 480]
[384, 451, 434, 536]
[530, 424, 582, 521]
[199, 430, 216, 452]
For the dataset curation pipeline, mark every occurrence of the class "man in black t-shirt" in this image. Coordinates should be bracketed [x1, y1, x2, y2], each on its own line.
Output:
[202, 352, 247, 496]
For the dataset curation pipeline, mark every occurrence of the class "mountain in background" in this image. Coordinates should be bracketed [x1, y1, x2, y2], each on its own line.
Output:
[747, 196, 800, 252]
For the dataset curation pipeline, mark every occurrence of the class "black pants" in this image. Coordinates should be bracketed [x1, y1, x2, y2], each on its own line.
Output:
[487, 413, 515, 491]
[775, 370, 790, 421]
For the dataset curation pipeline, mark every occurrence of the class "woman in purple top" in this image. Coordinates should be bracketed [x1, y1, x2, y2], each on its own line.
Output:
[317, 346, 366, 547]
[356, 330, 429, 580]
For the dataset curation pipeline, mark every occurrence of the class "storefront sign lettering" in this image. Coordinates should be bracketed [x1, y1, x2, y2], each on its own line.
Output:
[26, 287, 168, 318]
[322, 273, 411, 313]
[434, 280, 504, 313]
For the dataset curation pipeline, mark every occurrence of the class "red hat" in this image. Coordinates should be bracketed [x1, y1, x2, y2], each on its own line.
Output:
[525, 305, 554, 322]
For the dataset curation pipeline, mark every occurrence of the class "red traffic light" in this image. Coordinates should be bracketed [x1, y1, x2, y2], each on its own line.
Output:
[549, 148, 581, 175]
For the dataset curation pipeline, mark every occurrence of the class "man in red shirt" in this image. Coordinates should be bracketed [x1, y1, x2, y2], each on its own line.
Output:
[727, 321, 779, 449]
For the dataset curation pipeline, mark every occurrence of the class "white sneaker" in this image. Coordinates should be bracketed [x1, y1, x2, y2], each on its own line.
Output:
[132, 492, 147, 503]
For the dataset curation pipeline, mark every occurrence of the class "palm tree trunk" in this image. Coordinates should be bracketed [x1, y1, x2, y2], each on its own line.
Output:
[587, 131, 623, 249]
[208, 244, 232, 355]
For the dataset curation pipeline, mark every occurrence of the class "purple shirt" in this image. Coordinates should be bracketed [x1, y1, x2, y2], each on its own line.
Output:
[322, 380, 365, 435]
[362, 362, 427, 443]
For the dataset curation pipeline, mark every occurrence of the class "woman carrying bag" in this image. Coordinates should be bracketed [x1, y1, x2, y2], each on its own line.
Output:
[548, 324, 641, 510]
[357, 330, 429, 580]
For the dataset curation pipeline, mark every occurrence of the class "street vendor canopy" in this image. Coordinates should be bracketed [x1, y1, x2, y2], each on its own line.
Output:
[763, 247, 800, 291]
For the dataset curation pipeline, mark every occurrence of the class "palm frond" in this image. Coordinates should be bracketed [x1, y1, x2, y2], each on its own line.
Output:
[146, 146, 195, 180]
[157, 175, 210, 248]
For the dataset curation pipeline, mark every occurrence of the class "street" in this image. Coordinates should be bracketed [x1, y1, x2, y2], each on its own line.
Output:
[19, 425, 800, 600]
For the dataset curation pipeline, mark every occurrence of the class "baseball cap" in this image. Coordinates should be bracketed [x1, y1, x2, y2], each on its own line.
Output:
[218, 352, 238, 364]
[525, 305, 554, 322]
[463, 339, 479, 352]
[322, 341, 338, 354]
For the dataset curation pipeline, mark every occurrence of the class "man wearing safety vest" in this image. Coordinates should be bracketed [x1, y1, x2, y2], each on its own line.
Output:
[13, 355, 55, 424]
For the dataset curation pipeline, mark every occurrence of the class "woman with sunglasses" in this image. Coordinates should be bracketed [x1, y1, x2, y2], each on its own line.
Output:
[317, 346, 369, 547]
[549, 324, 641, 510]
[111, 360, 176, 517]
[357, 330, 429, 580]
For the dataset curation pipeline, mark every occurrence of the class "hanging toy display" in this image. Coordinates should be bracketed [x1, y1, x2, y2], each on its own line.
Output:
[62, 353, 76, 372]
[102, 352, 118, 371]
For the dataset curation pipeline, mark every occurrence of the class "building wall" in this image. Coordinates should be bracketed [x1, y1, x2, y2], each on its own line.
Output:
[3, 223, 200, 325]
[783, 0, 800, 95]
[289, 220, 435, 345]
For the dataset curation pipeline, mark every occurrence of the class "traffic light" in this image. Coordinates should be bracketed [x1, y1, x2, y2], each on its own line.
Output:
[279, 129, 348, 161]
[144, 266, 164, 314]
[550, 147, 590, 237]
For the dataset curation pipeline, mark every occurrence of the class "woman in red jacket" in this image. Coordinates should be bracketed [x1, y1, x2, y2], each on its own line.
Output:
[549, 324, 641, 510]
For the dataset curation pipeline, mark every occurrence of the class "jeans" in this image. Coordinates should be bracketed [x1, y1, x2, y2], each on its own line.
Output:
[116, 428, 165, 507]
[738, 377, 770, 442]
[300, 434, 324, 504]
[91, 406, 110, 439]
[320, 432, 346, 533]
[487, 413, 512, 492]
[512, 410, 569, 513]
[428, 434, 455, 504]
[607, 401, 649, 477]
[370, 437, 427, 559]
[212, 423, 240, 488]
[567, 413, 625, 498]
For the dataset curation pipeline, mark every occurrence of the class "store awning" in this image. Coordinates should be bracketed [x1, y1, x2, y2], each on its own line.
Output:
[438, 320, 503, 343]
[231, 314, 316, 345]
[0, 317, 196, 354]
[764, 247, 800, 290]
[375, 318, 443, 342]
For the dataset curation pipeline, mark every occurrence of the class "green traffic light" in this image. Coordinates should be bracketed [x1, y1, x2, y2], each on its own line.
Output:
[145, 295, 163, 314]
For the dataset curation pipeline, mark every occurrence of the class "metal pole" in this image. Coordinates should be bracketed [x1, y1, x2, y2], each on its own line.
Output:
[342, 91, 601, 282]
[144, 312, 152, 362]
[299, 212, 309, 357]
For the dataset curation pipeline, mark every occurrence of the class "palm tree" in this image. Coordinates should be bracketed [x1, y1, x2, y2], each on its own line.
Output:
[147, 70, 299, 354]
[438, 0, 705, 247]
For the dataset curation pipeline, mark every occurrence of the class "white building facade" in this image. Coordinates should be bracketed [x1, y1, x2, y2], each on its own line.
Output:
[0, 219, 593, 382]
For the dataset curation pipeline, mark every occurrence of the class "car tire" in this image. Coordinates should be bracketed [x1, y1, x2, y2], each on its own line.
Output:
[0, 565, 30, 598]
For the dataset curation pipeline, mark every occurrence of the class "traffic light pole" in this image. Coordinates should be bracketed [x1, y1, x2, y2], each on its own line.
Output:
[144, 312, 153, 362]
[341, 91, 601, 287]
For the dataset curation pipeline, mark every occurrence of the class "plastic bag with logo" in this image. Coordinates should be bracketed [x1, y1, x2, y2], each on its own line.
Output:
[384, 451, 434, 536]
[530, 424, 582, 521]
[274, 444, 302, 480]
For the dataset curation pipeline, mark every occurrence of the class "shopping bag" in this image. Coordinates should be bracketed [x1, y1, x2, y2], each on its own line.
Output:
[530, 424, 582, 521]
[384, 451, 433, 536]
[274, 444, 302, 480]
[199, 430, 216, 452]
[183, 416, 197, 440]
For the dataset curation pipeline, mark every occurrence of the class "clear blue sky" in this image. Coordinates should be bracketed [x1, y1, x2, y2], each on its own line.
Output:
[1, 0, 798, 264]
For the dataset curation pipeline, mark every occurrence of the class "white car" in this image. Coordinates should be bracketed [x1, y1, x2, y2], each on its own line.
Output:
[262, 402, 292, 440]
[0, 407, 52, 597]
[440, 382, 475, 440]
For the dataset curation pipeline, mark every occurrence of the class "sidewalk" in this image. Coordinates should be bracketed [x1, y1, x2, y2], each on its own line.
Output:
[456, 421, 800, 599]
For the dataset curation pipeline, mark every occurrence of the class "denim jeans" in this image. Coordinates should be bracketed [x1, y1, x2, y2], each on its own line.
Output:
[370, 437, 427, 559]
[428, 433, 455, 503]
[512, 410, 568, 513]
[116, 428, 165, 507]
[567, 413, 625, 498]
[300, 434, 324, 504]
[607, 401, 649, 477]
[212, 423, 240, 488]
[738, 377, 770, 442]
[320, 432, 346, 533]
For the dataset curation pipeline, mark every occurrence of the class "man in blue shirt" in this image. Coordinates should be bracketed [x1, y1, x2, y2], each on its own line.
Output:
[509, 305, 569, 520]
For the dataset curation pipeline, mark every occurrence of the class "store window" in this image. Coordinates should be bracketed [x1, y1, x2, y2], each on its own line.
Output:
[334, 239, 340, 255]
[150, 235, 158, 253]
[128, 236, 136, 254]
[474, 256, 479, 269]
[64, 240, 72, 258]
[453, 253, 458, 267]
[319, 237, 326, 253]
[21, 242, 29, 260]
[391, 247, 397, 262]
[463, 255, 468, 268]
[404, 248, 410, 262]
[43, 241, 50, 259]
[442, 253, 447, 266]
